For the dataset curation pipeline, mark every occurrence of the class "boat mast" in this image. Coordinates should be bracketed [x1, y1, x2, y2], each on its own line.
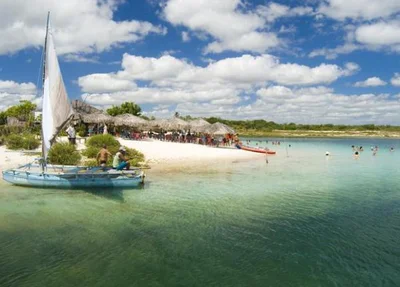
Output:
[42, 12, 50, 85]
[41, 11, 50, 170]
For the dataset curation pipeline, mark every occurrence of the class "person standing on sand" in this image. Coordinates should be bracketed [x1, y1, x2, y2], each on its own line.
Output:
[66, 125, 76, 145]
[97, 144, 112, 167]
[103, 124, 108, 135]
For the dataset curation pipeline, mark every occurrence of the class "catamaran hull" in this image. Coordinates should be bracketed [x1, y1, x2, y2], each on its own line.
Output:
[2, 165, 145, 188]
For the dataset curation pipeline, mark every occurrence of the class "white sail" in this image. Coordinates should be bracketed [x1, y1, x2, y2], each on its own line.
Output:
[42, 22, 73, 160]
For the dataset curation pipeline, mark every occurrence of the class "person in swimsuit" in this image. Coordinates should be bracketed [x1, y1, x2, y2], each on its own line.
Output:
[96, 144, 112, 167]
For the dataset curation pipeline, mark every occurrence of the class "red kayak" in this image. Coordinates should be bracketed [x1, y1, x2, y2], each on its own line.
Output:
[235, 144, 276, 155]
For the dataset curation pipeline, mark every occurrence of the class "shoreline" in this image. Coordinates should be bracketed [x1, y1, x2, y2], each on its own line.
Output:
[239, 130, 400, 138]
[1, 133, 398, 174]
[0, 138, 267, 172]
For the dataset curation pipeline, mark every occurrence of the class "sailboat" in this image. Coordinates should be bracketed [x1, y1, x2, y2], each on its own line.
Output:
[2, 13, 145, 188]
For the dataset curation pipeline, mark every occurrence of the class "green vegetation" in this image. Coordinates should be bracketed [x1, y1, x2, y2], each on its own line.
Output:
[76, 124, 87, 137]
[106, 102, 142, 116]
[202, 117, 400, 137]
[5, 134, 40, 150]
[81, 159, 98, 167]
[82, 134, 145, 167]
[125, 147, 145, 167]
[82, 134, 121, 165]
[85, 134, 120, 155]
[0, 112, 6, 125]
[0, 100, 37, 124]
[48, 142, 81, 165]
[0, 126, 26, 137]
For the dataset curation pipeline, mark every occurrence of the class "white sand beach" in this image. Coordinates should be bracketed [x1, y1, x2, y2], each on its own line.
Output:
[0, 137, 267, 172]
[118, 138, 265, 168]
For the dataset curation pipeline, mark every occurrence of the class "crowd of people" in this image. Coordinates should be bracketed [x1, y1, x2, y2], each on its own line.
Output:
[352, 145, 394, 158]
[326, 144, 396, 159]
[119, 130, 241, 147]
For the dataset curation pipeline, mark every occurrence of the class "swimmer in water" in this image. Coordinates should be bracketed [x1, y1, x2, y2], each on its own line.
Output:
[354, 151, 359, 159]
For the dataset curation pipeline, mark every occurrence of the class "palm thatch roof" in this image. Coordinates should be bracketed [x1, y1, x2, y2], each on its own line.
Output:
[113, 114, 148, 127]
[189, 118, 211, 132]
[150, 117, 190, 130]
[71, 100, 100, 114]
[81, 112, 113, 124]
[206, 122, 235, 135]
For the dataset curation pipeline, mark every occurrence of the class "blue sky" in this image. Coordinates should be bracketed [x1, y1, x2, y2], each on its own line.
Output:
[1, 0, 400, 124]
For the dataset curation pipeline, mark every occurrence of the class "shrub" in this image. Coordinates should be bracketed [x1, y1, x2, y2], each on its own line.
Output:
[81, 159, 98, 167]
[48, 142, 81, 165]
[83, 135, 145, 167]
[0, 126, 26, 137]
[22, 134, 40, 150]
[77, 124, 87, 137]
[81, 146, 99, 158]
[86, 134, 120, 154]
[5, 134, 40, 150]
[5, 134, 22, 149]
[126, 147, 145, 167]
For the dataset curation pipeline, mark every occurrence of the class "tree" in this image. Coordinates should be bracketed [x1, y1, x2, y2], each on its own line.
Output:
[106, 102, 142, 116]
[5, 100, 37, 121]
[0, 111, 7, 125]
[174, 111, 180, 118]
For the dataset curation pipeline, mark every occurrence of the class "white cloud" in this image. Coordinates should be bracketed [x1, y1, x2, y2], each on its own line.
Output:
[0, 0, 166, 56]
[355, 21, 400, 47]
[181, 31, 190, 42]
[354, 77, 387, 87]
[253, 85, 400, 124]
[173, 88, 400, 124]
[0, 80, 36, 94]
[79, 74, 137, 93]
[0, 80, 37, 111]
[74, 51, 400, 124]
[162, 0, 280, 54]
[391, 73, 400, 86]
[309, 43, 360, 59]
[78, 53, 361, 122]
[256, 2, 313, 22]
[0, 93, 39, 112]
[172, 85, 400, 124]
[80, 53, 358, 95]
[63, 54, 100, 63]
[310, 20, 400, 59]
[319, 0, 400, 21]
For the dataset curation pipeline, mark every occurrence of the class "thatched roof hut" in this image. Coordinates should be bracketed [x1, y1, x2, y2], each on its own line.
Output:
[113, 114, 148, 128]
[80, 112, 113, 124]
[206, 122, 235, 135]
[189, 118, 211, 133]
[150, 117, 190, 130]
[71, 100, 100, 114]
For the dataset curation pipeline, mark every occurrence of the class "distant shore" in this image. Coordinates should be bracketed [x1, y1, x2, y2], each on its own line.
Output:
[239, 130, 400, 138]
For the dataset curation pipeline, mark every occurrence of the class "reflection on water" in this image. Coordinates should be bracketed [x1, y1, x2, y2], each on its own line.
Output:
[0, 138, 400, 286]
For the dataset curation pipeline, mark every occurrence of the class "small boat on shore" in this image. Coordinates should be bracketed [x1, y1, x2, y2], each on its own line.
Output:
[2, 13, 145, 189]
[3, 163, 145, 188]
[235, 144, 276, 155]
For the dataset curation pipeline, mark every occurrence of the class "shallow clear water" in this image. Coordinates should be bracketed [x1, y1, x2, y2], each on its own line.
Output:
[1, 138, 400, 286]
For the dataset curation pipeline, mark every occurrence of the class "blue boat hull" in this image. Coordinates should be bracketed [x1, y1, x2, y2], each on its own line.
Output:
[2, 165, 145, 188]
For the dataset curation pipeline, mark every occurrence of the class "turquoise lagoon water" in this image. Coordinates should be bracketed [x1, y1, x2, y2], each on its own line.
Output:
[0, 138, 400, 286]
